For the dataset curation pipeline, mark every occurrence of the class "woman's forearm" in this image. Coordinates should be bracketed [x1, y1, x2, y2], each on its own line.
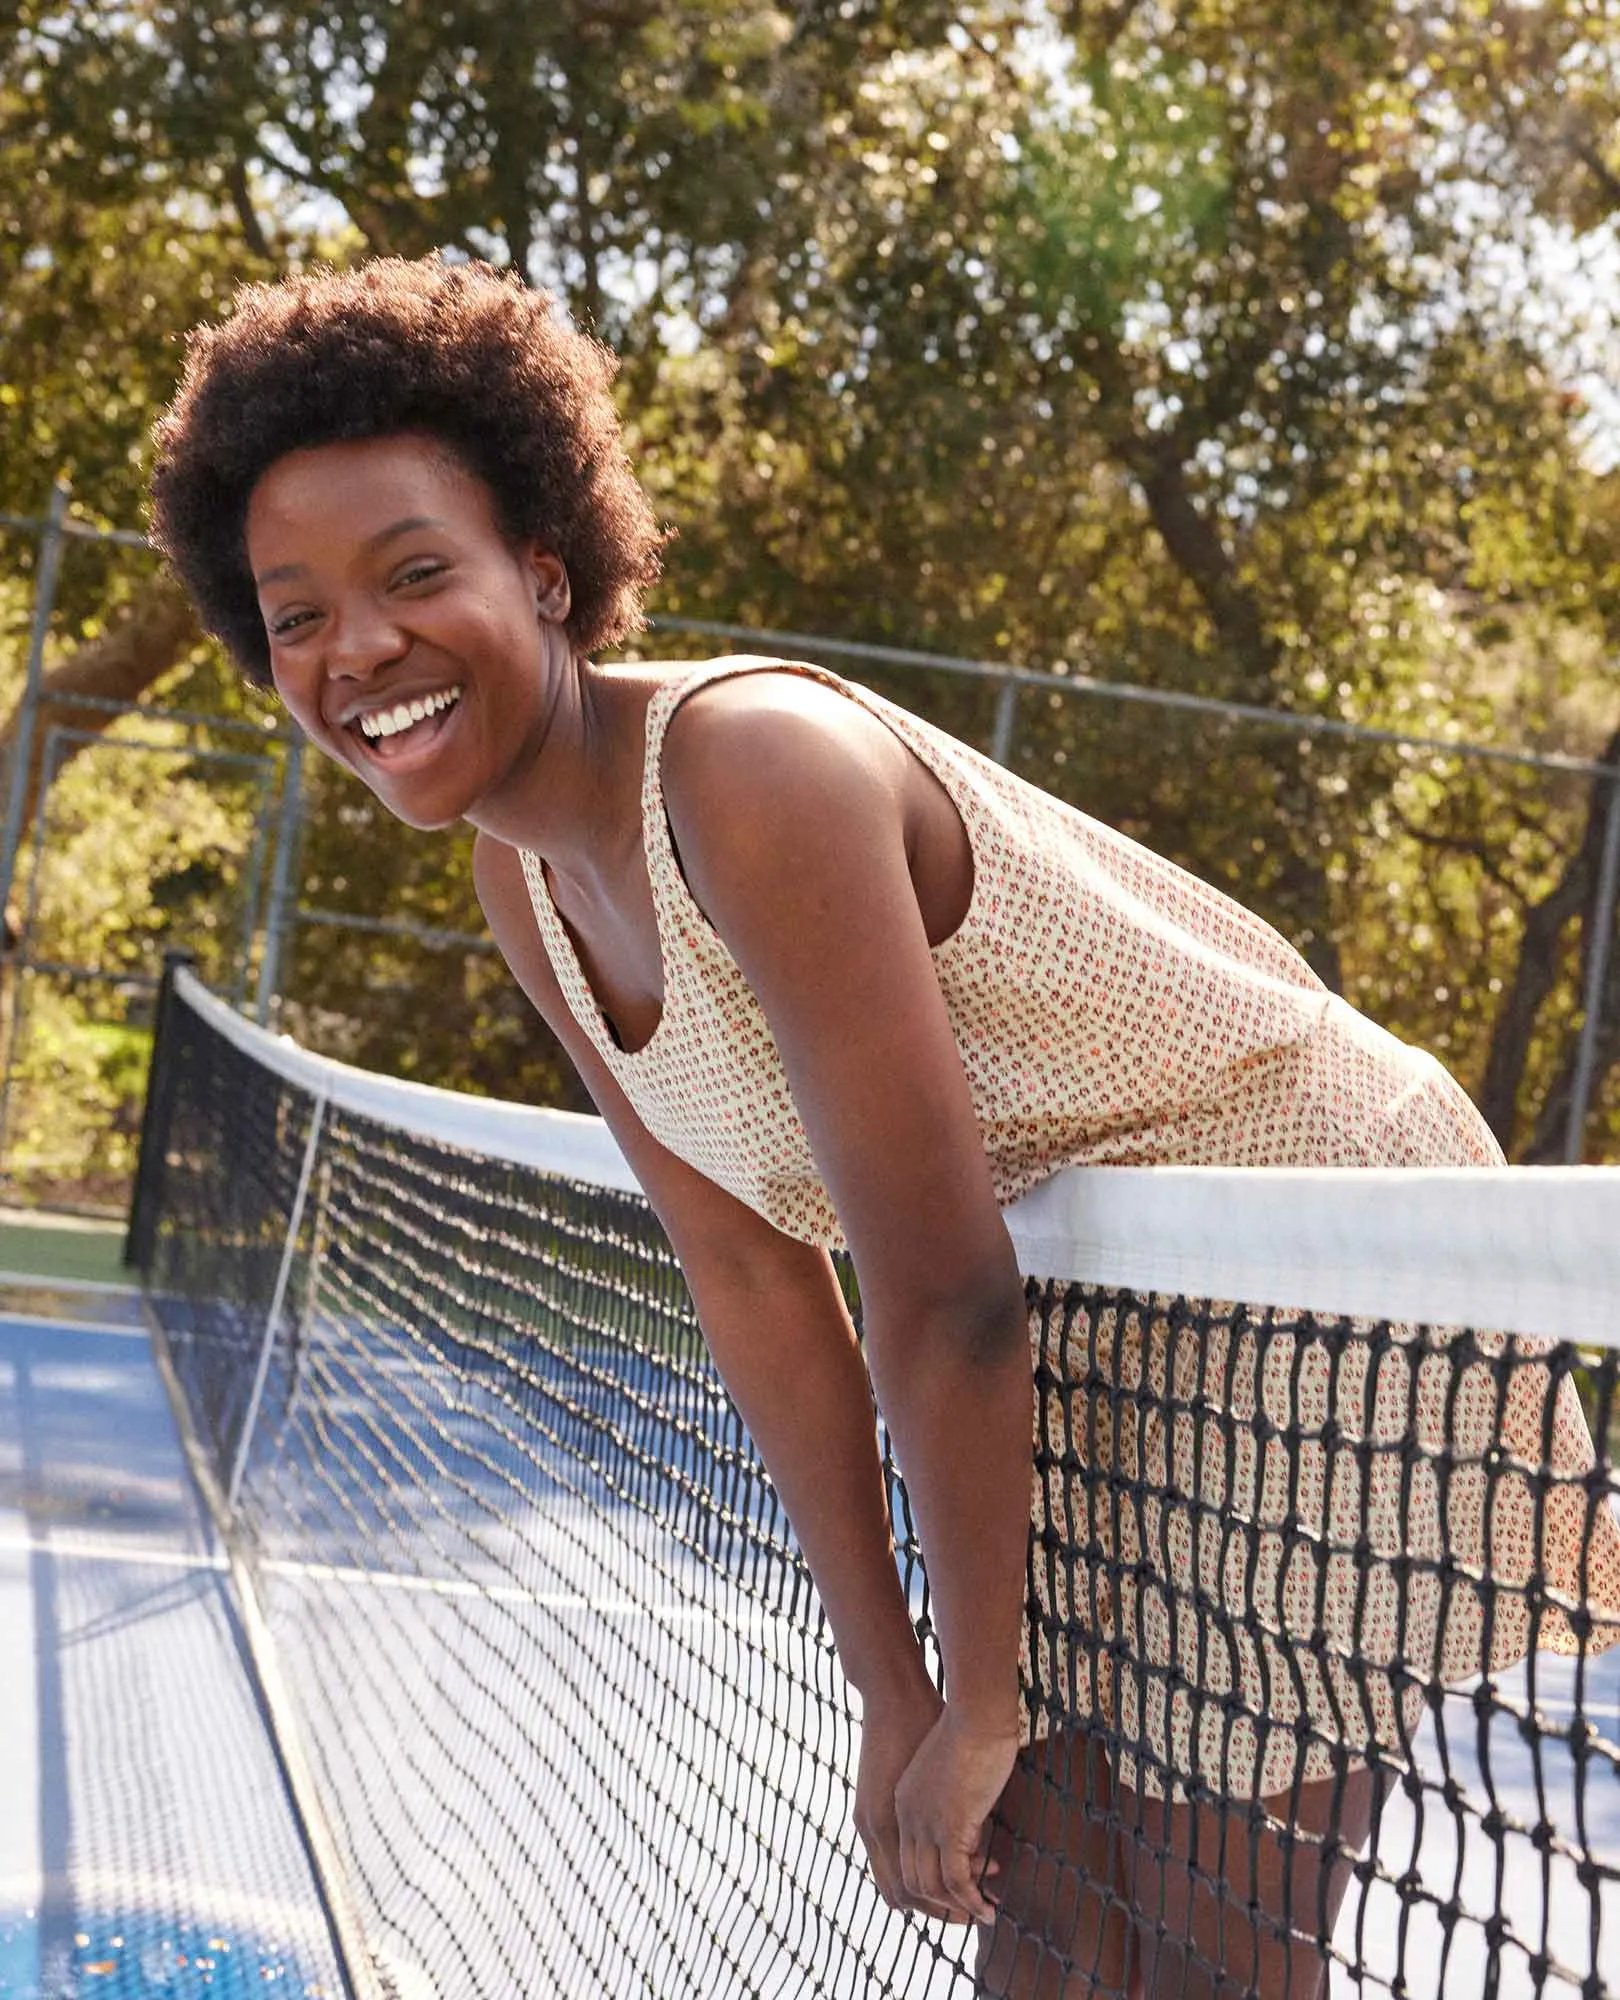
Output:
[862, 1285, 1033, 1735]
[693, 1242, 1033, 1732]
[688, 1246, 930, 1704]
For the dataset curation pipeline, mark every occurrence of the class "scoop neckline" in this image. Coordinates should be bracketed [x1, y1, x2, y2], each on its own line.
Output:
[526, 659, 987, 1065]
[525, 849, 667, 1062]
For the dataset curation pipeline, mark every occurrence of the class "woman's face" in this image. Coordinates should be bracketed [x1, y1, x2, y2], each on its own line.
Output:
[246, 432, 568, 830]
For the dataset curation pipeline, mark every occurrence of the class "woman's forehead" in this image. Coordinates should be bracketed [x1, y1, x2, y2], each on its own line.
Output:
[246, 433, 494, 554]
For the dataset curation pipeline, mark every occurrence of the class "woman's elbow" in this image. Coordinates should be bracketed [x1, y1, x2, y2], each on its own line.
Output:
[864, 1251, 1029, 1373]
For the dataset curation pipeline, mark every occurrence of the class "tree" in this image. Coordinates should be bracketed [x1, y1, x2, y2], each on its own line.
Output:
[638, 2, 1620, 1151]
[3, 0, 1619, 1189]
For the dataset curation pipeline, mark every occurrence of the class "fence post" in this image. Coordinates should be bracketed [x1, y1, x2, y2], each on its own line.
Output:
[990, 677, 1019, 766]
[0, 723, 71, 1184]
[256, 732, 305, 1025]
[0, 480, 70, 931]
[1563, 763, 1620, 1164]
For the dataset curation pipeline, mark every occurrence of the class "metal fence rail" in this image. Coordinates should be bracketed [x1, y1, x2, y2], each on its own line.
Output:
[1, 485, 1617, 1191]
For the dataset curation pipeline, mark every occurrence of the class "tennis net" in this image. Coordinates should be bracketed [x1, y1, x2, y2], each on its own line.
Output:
[126, 963, 1620, 2000]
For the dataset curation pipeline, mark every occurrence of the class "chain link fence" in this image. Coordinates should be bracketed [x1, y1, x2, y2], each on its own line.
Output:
[2, 487, 1616, 1210]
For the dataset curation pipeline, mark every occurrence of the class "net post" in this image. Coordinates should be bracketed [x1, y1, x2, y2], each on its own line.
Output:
[124, 948, 196, 1273]
[226, 1087, 328, 1511]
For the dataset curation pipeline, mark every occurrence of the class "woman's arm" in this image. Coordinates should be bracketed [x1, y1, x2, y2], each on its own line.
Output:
[473, 832, 954, 1918]
[659, 674, 1035, 1925]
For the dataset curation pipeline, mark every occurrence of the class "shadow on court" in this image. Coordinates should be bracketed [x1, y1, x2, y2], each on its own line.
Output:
[0, 1295, 344, 1999]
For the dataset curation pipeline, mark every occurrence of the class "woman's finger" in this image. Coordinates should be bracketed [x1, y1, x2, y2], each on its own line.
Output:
[939, 1830, 998, 1926]
[908, 1834, 963, 1921]
[859, 1821, 906, 1911]
[899, 1826, 922, 1900]
[863, 1814, 952, 1921]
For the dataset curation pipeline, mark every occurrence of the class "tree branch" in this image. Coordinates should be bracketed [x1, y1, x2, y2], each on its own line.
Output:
[1384, 801, 1528, 902]
[1575, 138, 1620, 215]
[1078, 338, 1343, 982]
[226, 153, 272, 261]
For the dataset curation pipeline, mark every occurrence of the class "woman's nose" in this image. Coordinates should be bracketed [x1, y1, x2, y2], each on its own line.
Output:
[326, 601, 407, 678]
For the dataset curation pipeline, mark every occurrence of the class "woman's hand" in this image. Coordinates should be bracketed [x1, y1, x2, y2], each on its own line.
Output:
[893, 1704, 1019, 1927]
[854, 1671, 950, 1918]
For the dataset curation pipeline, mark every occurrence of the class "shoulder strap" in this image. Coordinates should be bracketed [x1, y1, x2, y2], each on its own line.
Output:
[637, 656, 846, 914]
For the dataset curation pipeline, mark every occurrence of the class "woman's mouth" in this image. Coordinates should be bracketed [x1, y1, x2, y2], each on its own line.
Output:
[350, 684, 465, 765]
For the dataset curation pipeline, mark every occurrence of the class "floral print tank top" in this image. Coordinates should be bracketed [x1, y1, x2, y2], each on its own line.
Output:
[519, 657, 1499, 1250]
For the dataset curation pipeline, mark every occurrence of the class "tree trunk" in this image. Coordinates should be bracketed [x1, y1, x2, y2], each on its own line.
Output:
[1518, 725, 1620, 1161]
[1477, 719, 1620, 1154]
[1118, 429, 1345, 989]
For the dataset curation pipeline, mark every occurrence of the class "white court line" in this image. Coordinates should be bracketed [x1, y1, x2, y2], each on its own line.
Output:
[0, 1528, 226, 1574]
[259, 1554, 777, 1625]
[0, 1522, 824, 1681]
[0, 1269, 139, 1297]
[20, 1531, 1613, 1711]
[0, 1313, 147, 1339]
[0, 1869, 343, 1937]
[0, 1528, 752, 1622]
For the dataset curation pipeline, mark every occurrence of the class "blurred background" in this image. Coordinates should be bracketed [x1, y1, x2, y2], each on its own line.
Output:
[2, 0, 1618, 1216]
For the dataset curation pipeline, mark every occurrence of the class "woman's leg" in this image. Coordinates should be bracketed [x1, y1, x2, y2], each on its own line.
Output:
[975, 1728, 1135, 2000]
[1119, 1764, 1380, 2000]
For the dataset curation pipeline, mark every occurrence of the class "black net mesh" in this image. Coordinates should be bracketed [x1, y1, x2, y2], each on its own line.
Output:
[129, 975, 1620, 2000]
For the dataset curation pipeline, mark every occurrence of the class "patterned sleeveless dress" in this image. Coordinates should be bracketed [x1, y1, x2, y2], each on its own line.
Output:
[521, 656, 1620, 1802]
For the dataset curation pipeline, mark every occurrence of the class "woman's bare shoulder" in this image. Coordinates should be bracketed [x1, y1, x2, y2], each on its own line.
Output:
[660, 659, 903, 797]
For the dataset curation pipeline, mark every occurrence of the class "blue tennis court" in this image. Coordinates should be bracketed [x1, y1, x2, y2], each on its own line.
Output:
[0, 1284, 345, 1999]
[6, 1263, 1620, 1999]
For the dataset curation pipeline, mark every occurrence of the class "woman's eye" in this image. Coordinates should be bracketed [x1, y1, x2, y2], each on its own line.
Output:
[268, 608, 315, 638]
[396, 561, 447, 588]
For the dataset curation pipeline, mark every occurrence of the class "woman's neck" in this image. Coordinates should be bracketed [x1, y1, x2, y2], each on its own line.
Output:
[464, 649, 651, 881]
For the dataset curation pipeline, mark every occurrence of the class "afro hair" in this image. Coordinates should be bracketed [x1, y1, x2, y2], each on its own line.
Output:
[149, 257, 669, 685]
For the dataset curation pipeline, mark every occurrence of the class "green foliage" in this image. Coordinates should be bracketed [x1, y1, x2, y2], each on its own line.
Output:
[2, 0, 1619, 1199]
[0, 700, 283, 1206]
[0, 13, 267, 559]
[1005, 61, 1234, 330]
[2, 981, 153, 1207]
[23, 715, 273, 986]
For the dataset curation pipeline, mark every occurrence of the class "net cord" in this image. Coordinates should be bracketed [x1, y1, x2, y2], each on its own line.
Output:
[226, 1088, 329, 1510]
[193, 973, 1620, 1346]
[182, 969, 639, 1193]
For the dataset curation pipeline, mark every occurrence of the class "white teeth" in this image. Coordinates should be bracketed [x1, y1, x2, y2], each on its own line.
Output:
[358, 686, 462, 741]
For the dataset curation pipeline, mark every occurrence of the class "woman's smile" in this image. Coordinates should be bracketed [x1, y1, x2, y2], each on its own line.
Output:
[347, 681, 466, 769]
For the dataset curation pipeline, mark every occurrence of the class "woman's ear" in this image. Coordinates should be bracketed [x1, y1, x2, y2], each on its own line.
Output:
[531, 548, 572, 626]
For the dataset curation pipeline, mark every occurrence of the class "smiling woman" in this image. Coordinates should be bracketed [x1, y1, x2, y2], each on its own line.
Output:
[237, 431, 584, 831]
[145, 257, 1620, 2000]
[149, 261, 667, 690]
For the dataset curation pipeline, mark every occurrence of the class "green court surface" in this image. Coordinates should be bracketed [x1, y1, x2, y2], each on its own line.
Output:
[0, 1208, 128, 1287]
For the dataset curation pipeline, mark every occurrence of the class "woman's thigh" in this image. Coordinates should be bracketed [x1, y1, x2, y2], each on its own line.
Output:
[1119, 1765, 1380, 2000]
[975, 1727, 1133, 2000]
